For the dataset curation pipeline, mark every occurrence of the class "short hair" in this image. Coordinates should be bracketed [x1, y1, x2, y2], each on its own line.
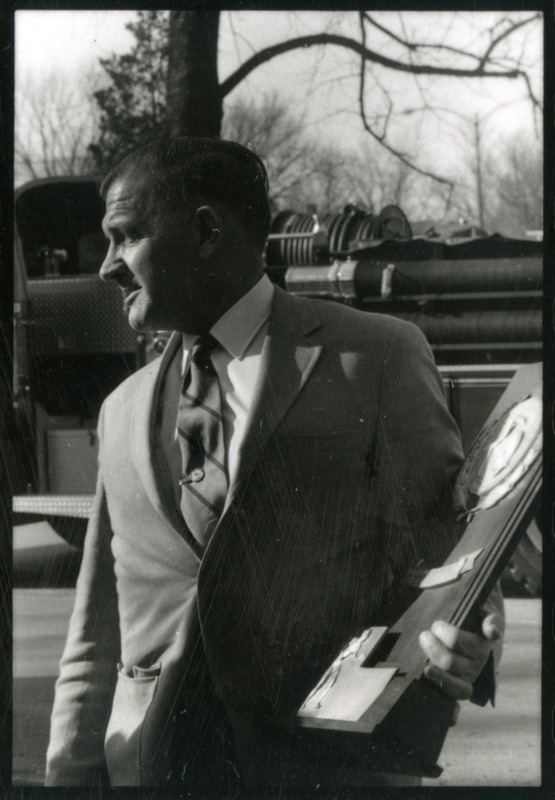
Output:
[99, 137, 271, 249]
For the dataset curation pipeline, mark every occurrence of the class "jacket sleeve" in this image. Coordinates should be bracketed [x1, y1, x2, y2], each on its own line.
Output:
[469, 583, 504, 706]
[45, 406, 120, 787]
[373, 320, 464, 590]
[373, 320, 503, 702]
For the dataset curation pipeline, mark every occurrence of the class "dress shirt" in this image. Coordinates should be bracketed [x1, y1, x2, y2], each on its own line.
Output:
[159, 274, 274, 503]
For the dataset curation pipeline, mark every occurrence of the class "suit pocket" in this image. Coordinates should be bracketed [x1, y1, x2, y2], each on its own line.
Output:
[105, 662, 161, 786]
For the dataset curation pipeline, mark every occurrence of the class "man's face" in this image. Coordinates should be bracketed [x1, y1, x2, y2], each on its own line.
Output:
[100, 173, 204, 333]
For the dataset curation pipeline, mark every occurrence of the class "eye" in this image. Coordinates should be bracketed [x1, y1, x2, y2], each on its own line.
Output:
[122, 228, 143, 244]
[103, 228, 124, 247]
[109, 230, 137, 248]
[102, 220, 144, 246]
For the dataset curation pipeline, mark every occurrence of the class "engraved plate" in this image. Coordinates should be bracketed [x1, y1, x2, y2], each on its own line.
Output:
[298, 627, 394, 721]
[299, 666, 398, 722]
[419, 548, 483, 589]
[455, 394, 542, 515]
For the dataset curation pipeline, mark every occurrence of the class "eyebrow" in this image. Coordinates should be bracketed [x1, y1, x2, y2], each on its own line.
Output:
[102, 215, 149, 239]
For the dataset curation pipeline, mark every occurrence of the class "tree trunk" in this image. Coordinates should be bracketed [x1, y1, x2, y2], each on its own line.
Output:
[166, 11, 222, 138]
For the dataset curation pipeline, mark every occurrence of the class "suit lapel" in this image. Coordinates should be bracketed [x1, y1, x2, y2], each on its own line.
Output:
[222, 288, 323, 514]
[131, 331, 203, 551]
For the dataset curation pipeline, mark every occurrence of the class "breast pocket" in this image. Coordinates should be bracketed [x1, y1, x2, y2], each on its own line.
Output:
[105, 662, 161, 786]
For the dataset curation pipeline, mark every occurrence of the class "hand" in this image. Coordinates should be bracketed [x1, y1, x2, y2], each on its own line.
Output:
[418, 613, 504, 701]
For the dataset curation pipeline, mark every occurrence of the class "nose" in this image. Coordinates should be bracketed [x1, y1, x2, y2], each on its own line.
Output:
[99, 248, 126, 282]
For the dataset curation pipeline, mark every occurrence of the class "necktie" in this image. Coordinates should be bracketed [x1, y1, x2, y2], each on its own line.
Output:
[176, 334, 228, 546]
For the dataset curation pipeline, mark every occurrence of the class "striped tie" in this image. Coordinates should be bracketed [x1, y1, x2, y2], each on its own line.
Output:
[176, 334, 228, 546]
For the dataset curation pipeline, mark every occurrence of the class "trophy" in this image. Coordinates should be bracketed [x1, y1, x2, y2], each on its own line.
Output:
[293, 362, 542, 776]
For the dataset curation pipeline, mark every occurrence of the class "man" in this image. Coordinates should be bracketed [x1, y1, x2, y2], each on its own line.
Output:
[45, 137, 502, 791]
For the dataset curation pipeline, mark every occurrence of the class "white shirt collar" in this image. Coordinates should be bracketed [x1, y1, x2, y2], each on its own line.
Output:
[182, 274, 274, 360]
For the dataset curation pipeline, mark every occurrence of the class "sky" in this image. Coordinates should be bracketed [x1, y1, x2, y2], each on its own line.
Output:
[14, 9, 543, 189]
[15, 11, 136, 72]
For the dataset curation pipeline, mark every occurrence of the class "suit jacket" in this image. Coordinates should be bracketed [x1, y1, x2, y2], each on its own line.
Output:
[45, 287, 472, 790]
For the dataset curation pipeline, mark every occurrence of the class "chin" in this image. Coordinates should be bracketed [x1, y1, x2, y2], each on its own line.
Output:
[126, 309, 154, 333]
[128, 310, 176, 334]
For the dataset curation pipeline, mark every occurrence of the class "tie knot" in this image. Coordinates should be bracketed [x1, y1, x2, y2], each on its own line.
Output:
[190, 333, 218, 367]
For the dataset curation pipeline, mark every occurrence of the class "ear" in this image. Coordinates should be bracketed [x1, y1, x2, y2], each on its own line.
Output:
[192, 205, 223, 258]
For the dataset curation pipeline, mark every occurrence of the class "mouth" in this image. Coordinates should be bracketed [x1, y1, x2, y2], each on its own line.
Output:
[122, 286, 141, 307]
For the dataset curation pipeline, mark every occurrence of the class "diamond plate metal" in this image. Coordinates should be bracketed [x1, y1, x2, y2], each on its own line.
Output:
[13, 494, 94, 518]
[28, 277, 138, 355]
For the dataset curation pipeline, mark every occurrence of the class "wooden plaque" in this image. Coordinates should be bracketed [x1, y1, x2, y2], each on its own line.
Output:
[287, 362, 542, 777]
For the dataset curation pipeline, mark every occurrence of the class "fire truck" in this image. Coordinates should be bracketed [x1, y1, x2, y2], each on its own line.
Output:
[12, 177, 542, 592]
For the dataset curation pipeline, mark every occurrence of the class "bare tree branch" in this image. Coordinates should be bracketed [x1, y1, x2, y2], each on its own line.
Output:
[477, 13, 542, 69]
[355, 12, 454, 194]
[16, 67, 100, 182]
[362, 11, 540, 72]
[219, 32, 524, 98]
[226, 11, 258, 60]
[362, 13, 418, 51]
[362, 12, 491, 64]
[521, 70, 543, 113]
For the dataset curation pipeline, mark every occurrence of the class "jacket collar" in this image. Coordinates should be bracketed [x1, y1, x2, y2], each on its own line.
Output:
[131, 287, 323, 547]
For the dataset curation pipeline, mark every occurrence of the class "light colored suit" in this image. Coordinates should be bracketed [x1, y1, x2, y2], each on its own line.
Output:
[46, 286, 468, 789]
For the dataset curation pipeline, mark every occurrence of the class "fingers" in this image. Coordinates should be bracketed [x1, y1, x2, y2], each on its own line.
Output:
[428, 620, 487, 657]
[419, 624, 488, 682]
[423, 664, 473, 701]
[419, 630, 473, 683]
[418, 613, 504, 704]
